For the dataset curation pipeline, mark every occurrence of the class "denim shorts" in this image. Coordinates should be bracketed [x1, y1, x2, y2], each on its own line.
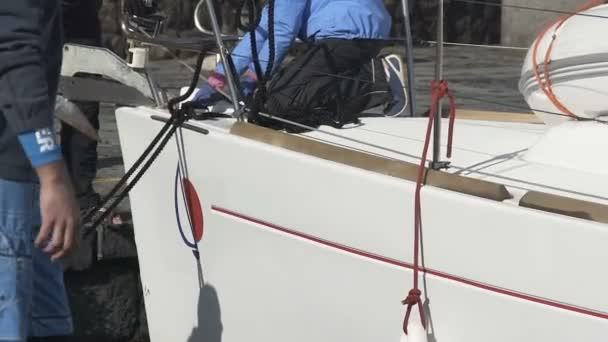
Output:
[0, 178, 73, 341]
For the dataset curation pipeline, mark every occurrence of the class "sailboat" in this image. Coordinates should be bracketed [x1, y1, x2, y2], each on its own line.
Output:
[82, 0, 608, 341]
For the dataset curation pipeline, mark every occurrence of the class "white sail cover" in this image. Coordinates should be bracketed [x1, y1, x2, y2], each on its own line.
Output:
[520, 4, 608, 125]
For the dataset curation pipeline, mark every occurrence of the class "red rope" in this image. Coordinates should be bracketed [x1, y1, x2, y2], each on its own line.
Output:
[402, 80, 456, 335]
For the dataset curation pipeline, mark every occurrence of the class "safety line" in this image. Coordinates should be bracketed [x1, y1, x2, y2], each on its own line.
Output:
[453, 0, 608, 20]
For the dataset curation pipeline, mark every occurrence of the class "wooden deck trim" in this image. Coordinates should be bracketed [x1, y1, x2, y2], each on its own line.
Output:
[456, 109, 543, 124]
[520, 191, 608, 224]
[230, 122, 512, 202]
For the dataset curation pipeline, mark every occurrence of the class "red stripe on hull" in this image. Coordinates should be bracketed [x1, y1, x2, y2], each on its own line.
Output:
[211, 205, 608, 321]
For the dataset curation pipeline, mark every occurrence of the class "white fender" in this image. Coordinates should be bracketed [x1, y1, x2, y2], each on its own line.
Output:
[519, 4, 608, 125]
[399, 322, 428, 342]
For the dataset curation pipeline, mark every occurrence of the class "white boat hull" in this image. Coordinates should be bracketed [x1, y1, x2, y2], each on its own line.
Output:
[115, 107, 608, 342]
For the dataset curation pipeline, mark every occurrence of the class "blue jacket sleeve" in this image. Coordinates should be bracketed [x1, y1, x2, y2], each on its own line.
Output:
[0, 1, 64, 166]
[253, 0, 306, 76]
[216, 0, 306, 79]
[0, 1, 61, 134]
[216, 18, 268, 77]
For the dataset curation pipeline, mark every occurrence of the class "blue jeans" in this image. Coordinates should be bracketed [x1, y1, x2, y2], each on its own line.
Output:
[0, 179, 73, 341]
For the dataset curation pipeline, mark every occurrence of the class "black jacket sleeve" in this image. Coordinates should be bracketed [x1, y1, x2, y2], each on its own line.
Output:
[0, 0, 63, 134]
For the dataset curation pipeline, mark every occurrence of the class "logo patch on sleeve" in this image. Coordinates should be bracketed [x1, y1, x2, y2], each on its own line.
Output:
[35, 128, 57, 153]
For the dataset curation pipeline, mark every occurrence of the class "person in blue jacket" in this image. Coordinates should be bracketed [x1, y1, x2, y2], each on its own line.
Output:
[0, 1, 80, 340]
[193, 0, 404, 130]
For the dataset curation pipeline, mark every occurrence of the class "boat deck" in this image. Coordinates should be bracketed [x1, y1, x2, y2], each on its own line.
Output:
[300, 117, 608, 203]
[191, 113, 608, 205]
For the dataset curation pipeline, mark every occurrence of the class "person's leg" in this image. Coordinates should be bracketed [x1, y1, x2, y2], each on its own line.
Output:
[332, 40, 393, 116]
[27, 247, 73, 340]
[26, 183, 73, 341]
[0, 179, 37, 341]
[264, 39, 390, 130]
[263, 42, 332, 124]
[60, 0, 103, 211]
[377, 54, 409, 117]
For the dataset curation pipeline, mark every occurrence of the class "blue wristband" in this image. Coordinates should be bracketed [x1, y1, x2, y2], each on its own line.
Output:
[18, 128, 62, 167]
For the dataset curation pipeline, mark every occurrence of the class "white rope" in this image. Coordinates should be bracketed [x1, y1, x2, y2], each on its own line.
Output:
[423, 40, 529, 51]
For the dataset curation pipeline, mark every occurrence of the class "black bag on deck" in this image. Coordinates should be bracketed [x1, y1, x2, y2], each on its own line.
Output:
[249, 38, 392, 133]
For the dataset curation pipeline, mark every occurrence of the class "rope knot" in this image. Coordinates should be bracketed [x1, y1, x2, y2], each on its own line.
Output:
[428, 79, 457, 158]
[402, 289, 422, 306]
[431, 80, 450, 98]
[401, 288, 426, 334]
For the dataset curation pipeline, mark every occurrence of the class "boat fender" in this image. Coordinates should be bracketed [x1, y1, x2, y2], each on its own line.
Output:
[128, 47, 149, 69]
[399, 321, 428, 342]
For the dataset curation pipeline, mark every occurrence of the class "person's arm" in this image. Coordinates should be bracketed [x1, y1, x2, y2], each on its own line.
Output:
[215, 0, 306, 79]
[193, 0, 306, 105]
[0, 1, 79, 261]
[215, 11, 269, 77]
[247, 0, 306, 77]
[0, 2, 57, 138]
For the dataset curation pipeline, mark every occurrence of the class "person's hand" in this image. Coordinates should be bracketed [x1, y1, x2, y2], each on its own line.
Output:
[34, 162, 80, 262]
[191, 84, 225, 108]
[191, 72, 226, 108]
